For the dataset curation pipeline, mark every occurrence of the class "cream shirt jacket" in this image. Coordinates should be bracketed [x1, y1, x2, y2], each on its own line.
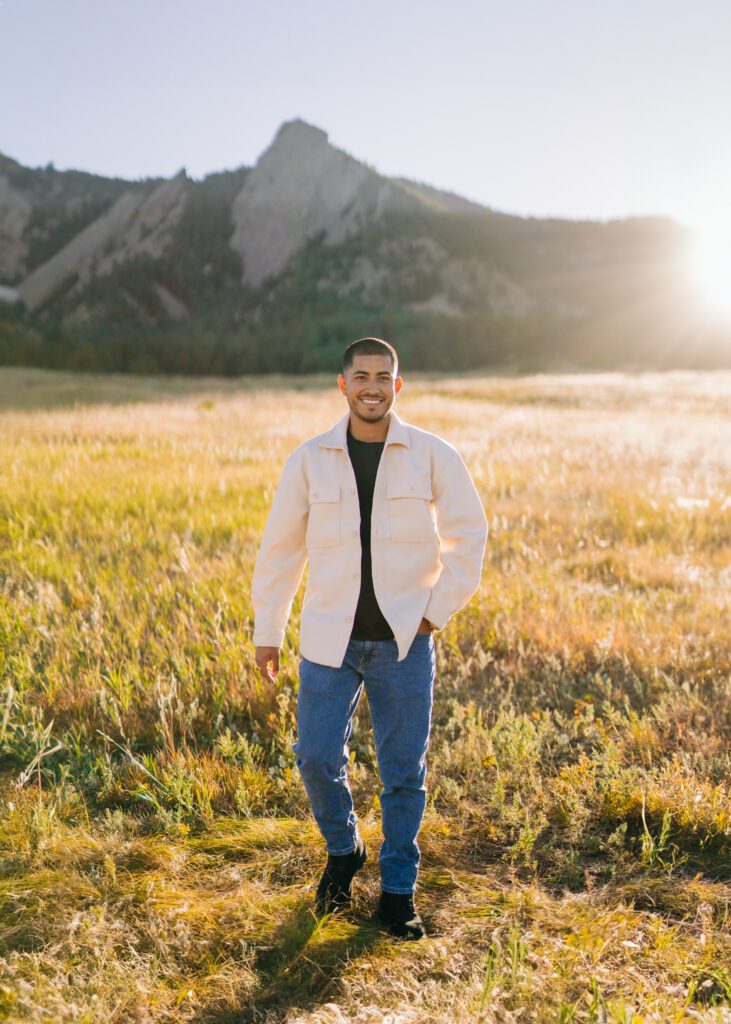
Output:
[252, 410, 488, 668]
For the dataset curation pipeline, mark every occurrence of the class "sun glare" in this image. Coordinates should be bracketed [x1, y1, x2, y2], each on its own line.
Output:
[691, 225, 731, 318]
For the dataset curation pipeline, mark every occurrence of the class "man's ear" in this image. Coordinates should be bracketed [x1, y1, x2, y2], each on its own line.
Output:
[337, 374, 347, 394]
[394, 376, 404, 395]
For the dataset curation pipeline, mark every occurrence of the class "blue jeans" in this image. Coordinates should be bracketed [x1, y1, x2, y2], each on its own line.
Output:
[294, 634, 436, 894]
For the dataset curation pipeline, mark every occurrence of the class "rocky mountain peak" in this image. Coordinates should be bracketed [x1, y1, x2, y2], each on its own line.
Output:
[271, 118, 330, 152]
[229, 119, 414, 288]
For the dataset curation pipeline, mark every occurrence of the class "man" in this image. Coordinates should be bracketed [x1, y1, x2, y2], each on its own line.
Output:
[253, 337, 487, 940]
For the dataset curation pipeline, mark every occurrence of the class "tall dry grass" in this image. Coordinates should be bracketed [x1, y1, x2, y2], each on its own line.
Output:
[0, 368, 730, 1023]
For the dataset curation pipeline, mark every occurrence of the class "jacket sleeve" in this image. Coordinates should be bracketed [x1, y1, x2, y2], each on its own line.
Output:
[423, 443, 488, 631]
[252, 448, 309, 648]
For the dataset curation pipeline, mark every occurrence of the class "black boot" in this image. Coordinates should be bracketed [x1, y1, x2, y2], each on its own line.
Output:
[315, 838, 367, 915]
[377, 891, 426, 940]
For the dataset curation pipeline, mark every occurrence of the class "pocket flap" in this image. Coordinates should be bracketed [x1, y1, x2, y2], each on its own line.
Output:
[386, 477, 433, 501]
[309, 485, 340, 503]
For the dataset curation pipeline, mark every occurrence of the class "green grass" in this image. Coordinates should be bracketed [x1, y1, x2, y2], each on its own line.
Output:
[0, 368, 730, 1022]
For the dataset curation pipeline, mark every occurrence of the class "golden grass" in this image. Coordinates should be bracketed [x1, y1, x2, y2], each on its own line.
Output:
[1, 368, 730, 1022]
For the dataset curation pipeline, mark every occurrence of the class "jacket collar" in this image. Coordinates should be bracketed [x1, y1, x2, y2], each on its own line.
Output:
[318, 409, 411, 451]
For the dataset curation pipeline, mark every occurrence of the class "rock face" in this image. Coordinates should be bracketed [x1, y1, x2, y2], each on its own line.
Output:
[0, 175, 32, 280]
[230, 120, 420, 288]
[17, 174, 188, 310]
[314, 234, 536, 318]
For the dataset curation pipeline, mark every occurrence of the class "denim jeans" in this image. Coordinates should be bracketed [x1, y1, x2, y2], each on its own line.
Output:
[294, 633, 436, 894]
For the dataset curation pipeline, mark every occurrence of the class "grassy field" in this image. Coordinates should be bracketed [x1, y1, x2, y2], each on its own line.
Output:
[1, 366, 730, 1024]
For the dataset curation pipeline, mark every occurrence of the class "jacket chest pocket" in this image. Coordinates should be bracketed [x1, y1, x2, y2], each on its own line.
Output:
[386, 477, 435, 542]
[306, 486, 341, 548]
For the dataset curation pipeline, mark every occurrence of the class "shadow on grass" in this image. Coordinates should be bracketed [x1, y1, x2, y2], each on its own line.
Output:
[193, 902, 384, 1024]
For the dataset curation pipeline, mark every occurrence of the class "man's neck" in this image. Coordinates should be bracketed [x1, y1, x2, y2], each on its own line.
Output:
[348, 411, 391, 443]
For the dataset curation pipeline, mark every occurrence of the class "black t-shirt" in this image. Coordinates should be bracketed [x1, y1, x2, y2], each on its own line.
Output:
[346, 432, 394, 641]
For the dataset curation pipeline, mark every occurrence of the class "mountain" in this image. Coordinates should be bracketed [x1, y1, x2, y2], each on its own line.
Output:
[0, 119, 726, 374]
[17, 173, 189, 310]
[231, 120, 420, 288]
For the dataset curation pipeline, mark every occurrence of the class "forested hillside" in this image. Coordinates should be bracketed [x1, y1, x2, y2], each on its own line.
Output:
[1, 121, 728, 373]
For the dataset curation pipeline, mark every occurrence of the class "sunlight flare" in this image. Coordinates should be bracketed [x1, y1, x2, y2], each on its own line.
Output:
[691, 224, 731, 318]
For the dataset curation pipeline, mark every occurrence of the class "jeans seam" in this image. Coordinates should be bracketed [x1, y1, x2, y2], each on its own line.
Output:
[339, 686, 361, 851]
[381, 885, 414, 895]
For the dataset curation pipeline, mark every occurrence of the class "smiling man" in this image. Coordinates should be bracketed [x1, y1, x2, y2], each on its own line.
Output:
[252, 337, 487, 939]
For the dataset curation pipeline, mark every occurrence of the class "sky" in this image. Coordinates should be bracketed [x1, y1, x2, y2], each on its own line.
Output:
[1, 0, 730, 231]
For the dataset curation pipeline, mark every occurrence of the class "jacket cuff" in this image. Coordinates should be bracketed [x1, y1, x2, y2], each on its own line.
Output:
[422, 598, 450, 632]
[253, 629, 285, 649]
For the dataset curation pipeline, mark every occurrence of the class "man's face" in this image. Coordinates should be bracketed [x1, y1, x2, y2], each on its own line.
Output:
[338, 354, 403, 423]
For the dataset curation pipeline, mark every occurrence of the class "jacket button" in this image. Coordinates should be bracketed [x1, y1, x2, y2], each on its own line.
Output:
[350, 488, 356, 495]
[345, 615, 352, 623]
[351, 529, 358, 537]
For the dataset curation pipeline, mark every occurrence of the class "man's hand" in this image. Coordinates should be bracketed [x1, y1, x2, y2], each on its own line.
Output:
[416, 617, 436, 635]
[255, 646, 280, 683]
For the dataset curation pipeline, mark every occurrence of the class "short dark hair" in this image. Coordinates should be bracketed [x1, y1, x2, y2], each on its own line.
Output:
[341, 337, 398, 375]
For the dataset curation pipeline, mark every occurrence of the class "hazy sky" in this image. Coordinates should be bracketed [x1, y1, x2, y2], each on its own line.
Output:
[2, 0, 729, 230]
